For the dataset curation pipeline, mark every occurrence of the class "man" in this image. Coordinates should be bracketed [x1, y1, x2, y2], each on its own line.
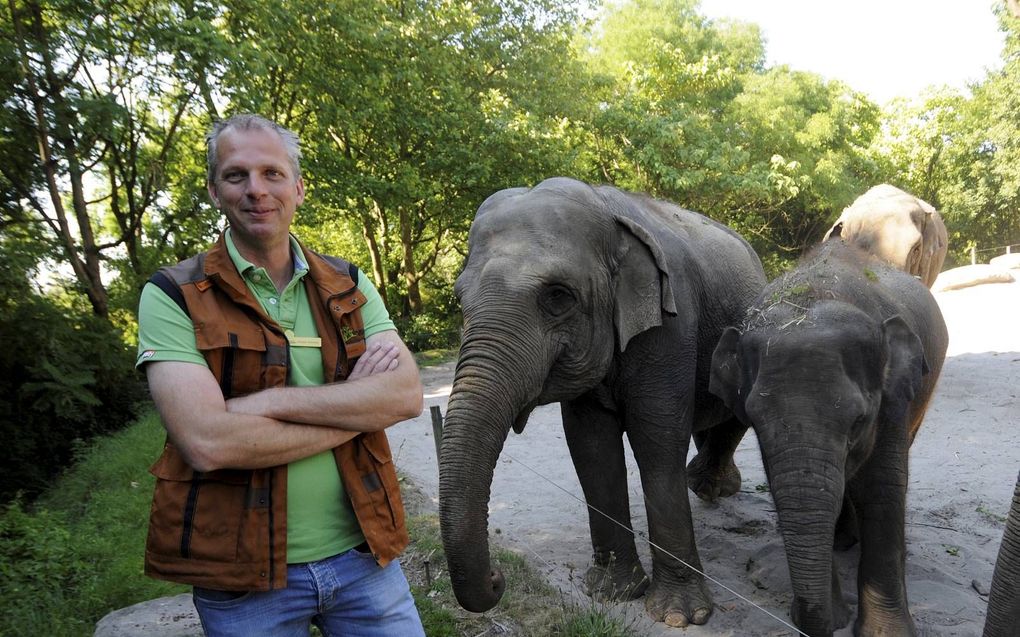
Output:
[136, 114, 426, 636]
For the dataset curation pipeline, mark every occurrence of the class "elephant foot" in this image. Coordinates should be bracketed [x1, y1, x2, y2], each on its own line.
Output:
[789, 595, 852, 636]
[687, 452, 742, 502]
[854, 614, 917, 637]
[584, 554, 649, 601]
[832, 596, 852, 632]
[644, 577, 713, 627]
[855, 591, 917, 636]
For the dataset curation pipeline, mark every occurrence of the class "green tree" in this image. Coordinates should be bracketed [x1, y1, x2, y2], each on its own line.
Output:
[873, 3, 1020, 266]
[212, 0, 589, 325]
[722, 68, 881, 261]
[580, 0, 882, 272]
[3, 0, 220, 317]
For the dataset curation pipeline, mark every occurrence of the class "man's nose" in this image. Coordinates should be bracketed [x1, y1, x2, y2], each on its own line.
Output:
[246, 174, 269, 198]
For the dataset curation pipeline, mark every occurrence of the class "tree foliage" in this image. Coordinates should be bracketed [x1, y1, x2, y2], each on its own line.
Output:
[0, 231, 144, 501]
[1, 1, 1019, 495]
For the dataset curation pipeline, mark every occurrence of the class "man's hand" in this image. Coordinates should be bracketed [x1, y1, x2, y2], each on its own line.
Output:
[348, 340, 400, 380]
[222, 330, 422, 431]
[146, 361, 356, 472]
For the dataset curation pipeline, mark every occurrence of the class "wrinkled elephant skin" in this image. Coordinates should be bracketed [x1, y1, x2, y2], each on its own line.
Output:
[824, 184, 948, 288]
[984, 470, 1020, 636]
[710, 241, 948, 636]
[438, 177, 766, 627]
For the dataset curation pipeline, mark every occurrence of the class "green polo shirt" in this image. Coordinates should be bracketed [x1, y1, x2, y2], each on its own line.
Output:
[136, 230, 396, 564]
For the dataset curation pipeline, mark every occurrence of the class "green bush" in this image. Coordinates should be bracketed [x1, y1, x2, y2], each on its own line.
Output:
[394, 310, 462, 352]
[0, 258, 145, 501]
[0, 411, 184, 636]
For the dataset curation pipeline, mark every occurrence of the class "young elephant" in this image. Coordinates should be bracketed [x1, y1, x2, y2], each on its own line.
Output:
[823, 184, 948, 288]
[439, 177, 766, 628]
[710, 240, 948, 636]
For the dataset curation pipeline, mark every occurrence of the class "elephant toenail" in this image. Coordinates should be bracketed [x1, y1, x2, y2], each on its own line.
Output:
[692, 607, 712, 624]
[664, 611, 689, 628]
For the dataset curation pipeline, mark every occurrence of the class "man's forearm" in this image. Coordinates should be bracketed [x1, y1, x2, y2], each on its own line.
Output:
[167, 408, 360, 472]
[226, 331, 424, 431]
[227, 368, 422, 432]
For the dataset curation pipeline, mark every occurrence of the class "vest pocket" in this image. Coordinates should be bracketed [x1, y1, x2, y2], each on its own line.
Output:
[193, 324, 269, 398]
[359, 433, 405, 531]
[148, 448, 255, 564]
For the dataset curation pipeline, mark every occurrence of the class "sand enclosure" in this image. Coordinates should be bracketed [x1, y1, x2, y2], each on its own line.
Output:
[388, 279, 1020, 635]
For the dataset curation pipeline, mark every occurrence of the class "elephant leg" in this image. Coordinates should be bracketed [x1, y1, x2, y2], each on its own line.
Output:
[848, 438, 917, 636]
[561, 400, 649, 601]
[686, 416, 746, 501]
[627, 413, 713, 628]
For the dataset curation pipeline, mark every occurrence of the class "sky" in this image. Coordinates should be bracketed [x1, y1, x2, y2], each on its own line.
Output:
[698, 0, 1007, 104]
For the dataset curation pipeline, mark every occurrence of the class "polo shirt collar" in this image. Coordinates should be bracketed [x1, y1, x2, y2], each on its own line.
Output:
[224, 228, 309, 286]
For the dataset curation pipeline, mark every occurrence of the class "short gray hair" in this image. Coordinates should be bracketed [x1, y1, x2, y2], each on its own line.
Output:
[206, 114, 302, 184]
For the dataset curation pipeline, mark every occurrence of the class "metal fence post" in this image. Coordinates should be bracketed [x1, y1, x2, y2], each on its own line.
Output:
[430, 405, 444, 469]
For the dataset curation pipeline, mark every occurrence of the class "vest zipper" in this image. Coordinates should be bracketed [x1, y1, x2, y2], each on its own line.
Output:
[220, 333, 238, 397]
[267, 470, 276, 586]
[180, 476, 202, 558]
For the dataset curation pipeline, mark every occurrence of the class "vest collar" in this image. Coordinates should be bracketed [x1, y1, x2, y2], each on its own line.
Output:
[203, 232, 360, 318]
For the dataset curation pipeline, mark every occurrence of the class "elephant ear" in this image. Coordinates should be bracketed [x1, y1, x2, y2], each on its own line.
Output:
[709, 327, 746, 418]
[612, 215, 677, 352]
[881, 315, 929, 403]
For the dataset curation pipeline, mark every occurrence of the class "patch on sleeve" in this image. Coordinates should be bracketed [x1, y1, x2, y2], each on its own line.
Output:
[140, 349, 156, 361]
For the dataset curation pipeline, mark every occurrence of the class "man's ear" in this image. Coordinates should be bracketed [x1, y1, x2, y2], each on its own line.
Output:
[295, 176, 306, 206]
[207, 181, 220, 207]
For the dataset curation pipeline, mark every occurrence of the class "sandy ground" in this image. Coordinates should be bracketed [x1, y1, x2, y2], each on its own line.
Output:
[387, 279, 1020, 636]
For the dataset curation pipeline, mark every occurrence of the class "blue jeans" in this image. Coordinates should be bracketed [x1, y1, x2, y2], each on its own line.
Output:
[192, 547, 424, 637]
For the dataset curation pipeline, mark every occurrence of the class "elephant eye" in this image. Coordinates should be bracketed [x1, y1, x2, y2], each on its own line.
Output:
[539, 284, 576, 316]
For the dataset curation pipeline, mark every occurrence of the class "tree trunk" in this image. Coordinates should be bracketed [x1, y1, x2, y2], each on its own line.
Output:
[398, 206, 422, 313]
[360, 207, 389, 307]
[11, 0, 109, 317]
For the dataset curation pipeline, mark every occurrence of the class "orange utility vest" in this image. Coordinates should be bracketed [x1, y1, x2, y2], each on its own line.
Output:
[143, 235, 408, 591]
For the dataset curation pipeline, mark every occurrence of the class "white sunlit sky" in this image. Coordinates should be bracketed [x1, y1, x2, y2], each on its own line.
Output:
[698, 0, 1007, 104]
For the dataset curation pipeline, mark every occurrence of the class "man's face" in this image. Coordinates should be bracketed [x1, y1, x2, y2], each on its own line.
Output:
[208, 126, 304, 253]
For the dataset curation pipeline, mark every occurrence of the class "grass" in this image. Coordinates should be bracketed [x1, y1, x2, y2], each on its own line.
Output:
[0, 406, 637, 636]
[413, 347, 459, 367]
[0, 411, 186, 636]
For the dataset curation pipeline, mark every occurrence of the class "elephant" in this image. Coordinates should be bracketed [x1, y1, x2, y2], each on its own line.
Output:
[984, 469, 1020, 636]
[823, 184, 948, 288]
[709, 239, 948, 636]
[438, 177, 767, 627]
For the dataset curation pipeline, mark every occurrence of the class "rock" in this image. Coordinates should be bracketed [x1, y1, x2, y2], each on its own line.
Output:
[93, 594, 202, 637]
[989, 252, 1020, 270]
[932, 264, 1015, 292]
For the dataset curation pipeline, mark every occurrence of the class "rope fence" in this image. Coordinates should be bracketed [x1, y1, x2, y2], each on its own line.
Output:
[429, 406, 811, 636]
[970, 242, 1020, 264]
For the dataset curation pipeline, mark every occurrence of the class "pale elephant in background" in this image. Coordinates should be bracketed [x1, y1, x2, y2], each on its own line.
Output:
[984, 470, 1020, 637]
[823, 184, 948, 288]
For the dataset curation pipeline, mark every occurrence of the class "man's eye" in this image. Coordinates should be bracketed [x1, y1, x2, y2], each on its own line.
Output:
[223, 172, 245, 183]
[266, 169, 283, 179]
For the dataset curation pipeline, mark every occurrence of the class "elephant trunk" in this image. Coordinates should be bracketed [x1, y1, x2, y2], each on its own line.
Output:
[984, 470, 1020, 637]
[439, 323, 544, 612]
[763, 439, 846, 636]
